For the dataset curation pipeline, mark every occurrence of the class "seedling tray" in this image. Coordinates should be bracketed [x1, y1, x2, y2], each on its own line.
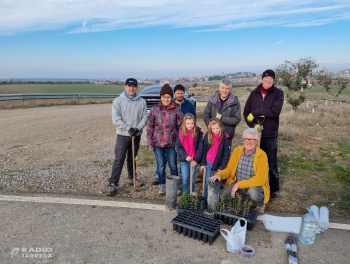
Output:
[177, 196, 206, 214]
[213, 209, 259, 230]
[171, 211, 223, 245]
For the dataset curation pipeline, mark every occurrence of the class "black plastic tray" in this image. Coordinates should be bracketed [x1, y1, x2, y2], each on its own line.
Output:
[212, 209, 259, 230]
[177, 196, 206, 214]
[171, 211, 223, 245]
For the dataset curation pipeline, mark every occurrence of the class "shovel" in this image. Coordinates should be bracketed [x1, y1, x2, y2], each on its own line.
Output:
[190, 160, 193, 195]
[132, 136, 144, 191]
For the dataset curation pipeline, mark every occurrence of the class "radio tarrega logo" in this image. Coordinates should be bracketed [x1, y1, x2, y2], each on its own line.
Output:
[10, 247, 53, 259]
[10, 248, 20, 258]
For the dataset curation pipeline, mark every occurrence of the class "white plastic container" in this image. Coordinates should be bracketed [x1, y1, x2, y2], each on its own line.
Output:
[319, 207, 329, 230]
[241, 245, 255, 258]
[299, 208, 319, 244]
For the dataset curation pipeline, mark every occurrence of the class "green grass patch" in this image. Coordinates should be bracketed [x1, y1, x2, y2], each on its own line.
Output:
[0, 84, 146, 95]
[338, 143, 350, 160]
[332, 163, 350, 184]
[93, 159, 113, 168]
[136, 146, 156, 167]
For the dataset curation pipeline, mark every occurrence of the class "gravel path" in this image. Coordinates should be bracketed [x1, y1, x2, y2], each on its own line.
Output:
[0, 104, 167, 200]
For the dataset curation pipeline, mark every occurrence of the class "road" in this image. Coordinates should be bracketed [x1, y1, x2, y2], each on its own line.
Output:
[1, 192, 349, 264]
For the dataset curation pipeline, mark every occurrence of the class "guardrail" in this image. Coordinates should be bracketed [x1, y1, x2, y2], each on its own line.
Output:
[0, 93, 119, 104]
[0, 93, 209, 105]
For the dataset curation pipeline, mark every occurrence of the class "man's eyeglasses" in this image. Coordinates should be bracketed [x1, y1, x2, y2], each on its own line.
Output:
[243, 138, 258, 142]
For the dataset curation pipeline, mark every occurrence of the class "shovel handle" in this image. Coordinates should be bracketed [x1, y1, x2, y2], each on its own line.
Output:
[190, 161, 193, 195]
[202, 168, 206, 197]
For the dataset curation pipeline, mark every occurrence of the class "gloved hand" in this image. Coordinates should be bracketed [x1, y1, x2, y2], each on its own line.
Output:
[128, 128, 136, 136]
[247, 113, 255, 122]
[216, 113, 222, 119]
[254, 124, 263, 132]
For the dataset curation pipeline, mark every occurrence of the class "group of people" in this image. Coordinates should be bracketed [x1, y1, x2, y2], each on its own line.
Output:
[106, 69, 284, 214]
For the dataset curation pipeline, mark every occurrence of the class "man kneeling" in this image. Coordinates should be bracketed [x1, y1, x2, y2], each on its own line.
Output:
[208, 128, 270, 214]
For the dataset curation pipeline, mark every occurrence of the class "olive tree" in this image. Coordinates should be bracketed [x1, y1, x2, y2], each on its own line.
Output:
[275, 57, 318, 110]
[317, 71, 349, 104]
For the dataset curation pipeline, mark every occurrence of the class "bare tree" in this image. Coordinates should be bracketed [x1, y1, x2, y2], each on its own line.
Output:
[275, 57, 318, 110]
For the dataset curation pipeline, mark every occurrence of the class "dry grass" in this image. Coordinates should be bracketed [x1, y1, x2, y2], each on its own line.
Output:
[196, 102, 350, 218]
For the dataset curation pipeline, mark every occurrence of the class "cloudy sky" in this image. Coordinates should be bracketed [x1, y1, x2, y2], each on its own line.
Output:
[1, 0, 350, 79]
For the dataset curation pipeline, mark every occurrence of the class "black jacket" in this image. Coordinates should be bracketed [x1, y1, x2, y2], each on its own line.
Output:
[200, 132, 231, 171]
[203, 92, 241, 138]
[175, 128, 203, 163]
[243, 84, 284, 137]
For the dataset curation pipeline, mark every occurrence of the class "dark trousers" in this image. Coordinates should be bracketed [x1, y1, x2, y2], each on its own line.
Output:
[109, 135, 141, 186]
[260, 137, 279, 192]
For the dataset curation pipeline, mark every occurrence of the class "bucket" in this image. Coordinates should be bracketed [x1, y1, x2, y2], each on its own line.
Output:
[166, 175, 180, 209]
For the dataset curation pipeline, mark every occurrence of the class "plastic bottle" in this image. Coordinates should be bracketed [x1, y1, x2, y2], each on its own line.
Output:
[298, 208, 319, 244]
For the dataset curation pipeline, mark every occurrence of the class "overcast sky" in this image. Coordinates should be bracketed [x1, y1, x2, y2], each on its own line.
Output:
[1, 0, 350, 79]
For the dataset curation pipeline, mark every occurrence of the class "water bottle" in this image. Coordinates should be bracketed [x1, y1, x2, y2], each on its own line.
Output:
[299, 208, 319, 244]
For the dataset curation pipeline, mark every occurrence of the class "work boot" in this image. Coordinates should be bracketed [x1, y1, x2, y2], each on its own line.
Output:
[127, 178, 144, 187]
[152, 178, 159, 185]
[158, 184, 166, 195]
[106, 184, 117, 196]
[256, 205, 265, 215]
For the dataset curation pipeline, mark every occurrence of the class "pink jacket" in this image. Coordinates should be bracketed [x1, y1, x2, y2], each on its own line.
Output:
[206, 133, 221, 164]
[179, 130, 196, 159]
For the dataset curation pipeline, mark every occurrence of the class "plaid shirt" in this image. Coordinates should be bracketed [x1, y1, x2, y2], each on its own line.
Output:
[236, 148, 256, 182]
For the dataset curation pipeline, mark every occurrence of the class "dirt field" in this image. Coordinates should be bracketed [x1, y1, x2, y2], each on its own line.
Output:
[0, 103, 208, 201]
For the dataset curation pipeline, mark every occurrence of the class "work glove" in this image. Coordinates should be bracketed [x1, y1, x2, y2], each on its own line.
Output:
[247, 113, 255, 122]
[254, 124, 263, 132]
[128, 128, 136, 137]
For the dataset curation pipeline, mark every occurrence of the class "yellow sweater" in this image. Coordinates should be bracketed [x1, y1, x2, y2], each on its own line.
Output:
[216, 146, 270, 204]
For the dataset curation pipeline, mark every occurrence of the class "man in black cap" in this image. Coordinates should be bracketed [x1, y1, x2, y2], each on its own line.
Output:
[243, 69, 284, 200]
[106, 78, 148, 195]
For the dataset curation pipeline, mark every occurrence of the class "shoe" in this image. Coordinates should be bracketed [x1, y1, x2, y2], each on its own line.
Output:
[106, 184, 116, 196]
[158, 184, 166, 195]
[270, 192, 277, 200]
[127, 178, 144, 187]
[256, 205, 265, 215]
[152, 178, 159, 185]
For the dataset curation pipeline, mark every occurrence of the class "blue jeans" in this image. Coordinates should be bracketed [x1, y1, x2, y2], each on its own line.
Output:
[154, 146, 178, 184]
[204, 161, 217, 199]
[180, 161, 196, 193]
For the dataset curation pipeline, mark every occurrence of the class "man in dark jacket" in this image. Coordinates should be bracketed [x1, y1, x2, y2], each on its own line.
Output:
[203, 79, 241, 147]
[173, 84, 196, 117]
[243, 69, 284, 200]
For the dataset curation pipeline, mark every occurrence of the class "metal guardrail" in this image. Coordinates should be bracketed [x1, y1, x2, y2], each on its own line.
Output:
[0, 93, 209, 105]
[0, 93, 119, 104]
